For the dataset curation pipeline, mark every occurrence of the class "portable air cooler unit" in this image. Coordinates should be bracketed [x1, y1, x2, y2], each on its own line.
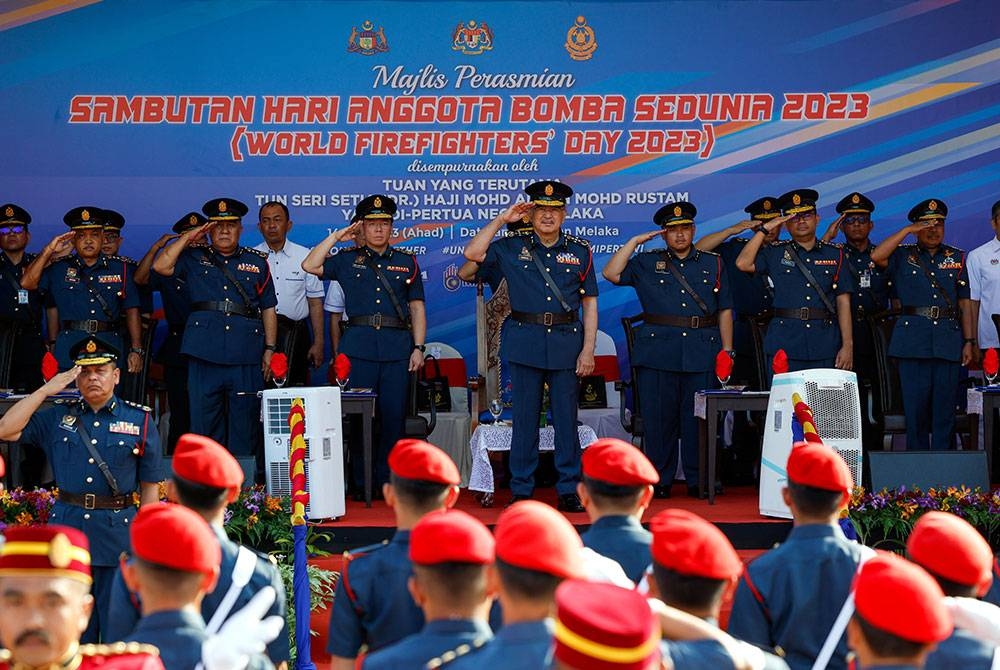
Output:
[759, 369, 862, 519]
[261, 387, 345, 519]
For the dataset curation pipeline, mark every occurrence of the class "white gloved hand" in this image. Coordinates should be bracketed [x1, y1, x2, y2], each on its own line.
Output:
[201, 586, 285, 670]
[945, 596, 1000, 645]
[579, 547, 635, 589]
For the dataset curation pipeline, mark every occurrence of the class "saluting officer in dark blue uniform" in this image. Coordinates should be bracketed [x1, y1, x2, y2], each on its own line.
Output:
[458, 181, 597, 512]
[134, 212, 206, 452]
[696, 197, 781, 389]
[152, 198, 278, 456]
[870, 199, 974, 451]
[0, 203, 45, 392]
[736, 189, 855, 376]
[21, 207, 144, 375]
[0, 335, 163, 643]
[302, 195, 426, 492]
[604, 202, 733, 497]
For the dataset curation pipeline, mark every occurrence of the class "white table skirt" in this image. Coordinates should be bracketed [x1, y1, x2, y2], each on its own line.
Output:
[467, 423, 598, 493]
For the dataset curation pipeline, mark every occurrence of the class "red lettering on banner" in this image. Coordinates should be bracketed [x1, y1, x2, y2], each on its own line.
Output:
[633, 94, 773, 122]
[66, 96, 255, 124]
[508, 95, 625, 123]
[352, 130, 551, 155]
[780, 93, 870, 120]
[346, 96, 502, 124]
[261, 96, 341, 124]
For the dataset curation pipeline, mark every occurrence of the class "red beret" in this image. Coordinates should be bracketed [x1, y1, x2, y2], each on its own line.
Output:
[554, 579, 661, 670]
[172, 433, 244, 501]
[854, 551, 952, 644]
[389, 439, 461, 485]
[0, 525, 92, 584]
[650, 509, 742, 580]
[130, 504, 221, 576]
[495, 500, 584, 579]
[582, 439, 659, 486]
[786, 442, 853, 493]
[409, 509, 494, 566]
[907, 511, 994, 595]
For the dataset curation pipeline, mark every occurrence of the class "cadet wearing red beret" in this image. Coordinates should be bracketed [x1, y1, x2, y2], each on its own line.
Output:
[579, 439, 658, 583]
[0, 525, 163, 670]
[105, 433, 290, 665]
[363, 510, 494, 670]
[328, 439, 463, 666]
[907, 511, 996, 668]
[848, 551, 952, 669]
[729, 442, 866, 670]
[553, 579, 662, 670]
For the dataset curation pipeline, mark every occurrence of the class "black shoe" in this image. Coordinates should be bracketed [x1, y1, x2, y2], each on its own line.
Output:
[653, 484, 672, 499]
[506, 494, 533, 508]
[686, 484, 704, 499]
[557, 493, 585, 513]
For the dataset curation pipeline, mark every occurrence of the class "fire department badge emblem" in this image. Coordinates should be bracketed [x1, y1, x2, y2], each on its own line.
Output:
[565, 16, 597, 61]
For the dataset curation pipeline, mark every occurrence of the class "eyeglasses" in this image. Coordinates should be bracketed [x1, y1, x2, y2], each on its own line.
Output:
[842, 215, 871, 225]
[102, 232, 121, 240]
[0, 225, 25, 235]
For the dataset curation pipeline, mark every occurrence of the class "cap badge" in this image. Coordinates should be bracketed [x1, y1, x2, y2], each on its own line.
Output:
[85, 340, 97, 353]
[673, 205, 682, 217]
[929, 200, 937, 211]
[374, 196, 382, 208]
[763, 200, 771, 211]
[189, 214, 197, 226]
[544, 183, 554, 196]
[792, 194, 801, 206]
[81, 209, 90, 222]
[852, 194, 860, 204]
[218, 200, 228, 213]
[4, 206, 12, 218]
[49, 533, 72, 569]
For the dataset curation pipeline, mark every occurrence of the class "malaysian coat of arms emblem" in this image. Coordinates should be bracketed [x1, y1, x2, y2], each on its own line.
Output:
[348, 20, 389, 55]
[452, 20, 494, 55]
[565, 16, 597, 61]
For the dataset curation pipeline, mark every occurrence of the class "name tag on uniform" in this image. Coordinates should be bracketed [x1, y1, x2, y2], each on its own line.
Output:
[237, 263, 260, 273]
[556, 253, 580, 266]
[938, 262, 962, 270]
[109, 421, 140, 436]
[17, 289, 29, 304]
[98, 275, 122, 283]
[813, 260, 837, 266]
[386, 265, 409, 272]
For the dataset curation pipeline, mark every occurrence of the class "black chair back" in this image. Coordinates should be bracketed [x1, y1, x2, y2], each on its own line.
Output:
[618, 315, 645, 441]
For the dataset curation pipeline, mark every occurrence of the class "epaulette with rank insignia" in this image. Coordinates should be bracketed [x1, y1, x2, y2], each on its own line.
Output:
[243, 247, 268, 259]
[563, 233, 590, 247]
[700, 249, 721, 257]
[393, 246, 416, 256]
[108, 255, 136, 264]
[515, 229, 532, 237]
[123, 399, 153, 413]
[79, 642, 160, 663]
[426, 636, 490, 669]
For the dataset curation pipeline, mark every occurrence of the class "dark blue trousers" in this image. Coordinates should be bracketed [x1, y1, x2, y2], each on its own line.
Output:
[188, 359, 262, 456]
[350, 357, 409, 486]
[82, 565, 114, 643]
[637, 367, 711, 484]
[897, 358, 961, 451]
[509, 362, 581, 496]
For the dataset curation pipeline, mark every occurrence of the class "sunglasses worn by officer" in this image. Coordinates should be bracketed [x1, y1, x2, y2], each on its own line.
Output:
[0, 225, 26, 235]
[842, 215, 871, 226]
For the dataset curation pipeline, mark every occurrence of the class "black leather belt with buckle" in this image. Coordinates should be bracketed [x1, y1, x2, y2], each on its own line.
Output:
[901, 306, 958, 320]
[509, 310, 578, 326]
[642, 313, 719, 329]
[62, 319, 120, 333]
[346, 314, 409, 330]
[190, 300, 260, 319]
[773, 307, 834, 321]
[59, 491, 132, 510]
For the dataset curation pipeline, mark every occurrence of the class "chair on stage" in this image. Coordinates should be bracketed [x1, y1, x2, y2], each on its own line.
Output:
[869, 313, 976, 450]
[579, 329, 630, 440]
[616, 315, 645, 449]
[420, 340, 472, 485]
[0, 323, 19, 390]
[118, 316, 157, 404]
[469, 279, 512, 430]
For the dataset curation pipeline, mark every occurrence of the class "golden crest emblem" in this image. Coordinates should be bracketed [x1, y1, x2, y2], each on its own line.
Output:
[86, 340, 97, 353]
[852, 193, 860, 204]
[673, 206, 682, 217]
[81, 209, 90, 222]
[218, 200, 228, 213]
[348, 19, 389, 56]
[374, 196, 383, 208]
[452, 19, 494, 55]
[792, 194, 801, 206]
[4, 206, 12, 218]
[189, 214, 198, 226]
[565, 16, 597, 61]
[929, 200, 938, 211]
[763, 200, 771, 211]
[544, 184, 554, 196]
[49, 533, 72, 568]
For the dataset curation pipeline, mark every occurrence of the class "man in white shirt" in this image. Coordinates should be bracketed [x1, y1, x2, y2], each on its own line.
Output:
[968, 199, 1000, 351]
[255, 201, 325, 385]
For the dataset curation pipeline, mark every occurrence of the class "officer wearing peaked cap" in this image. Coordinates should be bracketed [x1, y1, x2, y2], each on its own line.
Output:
[302, 195, 427, 495]
[105, 433, 290, 666]
[21, 207, 145, 374]
[133, 212, 207, 451]
[0, 335, 162, 643]
[326, 440, 461, 666]
[0, 203, 46, 392]
[870, 198, 973, 451]
[0, 525, 164, 670]
[153, 197, 278, 457]
[458, 180, 598, 513]
[604, 201, 733, 498]
[736, 189, 855, 378]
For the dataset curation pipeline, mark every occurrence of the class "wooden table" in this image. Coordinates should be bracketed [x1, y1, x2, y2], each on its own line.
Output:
[341, 391, 377, 507]
[695, 390, 770, 504]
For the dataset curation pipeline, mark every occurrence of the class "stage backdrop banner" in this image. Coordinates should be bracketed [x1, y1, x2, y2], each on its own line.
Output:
[2, 0, 998, 368]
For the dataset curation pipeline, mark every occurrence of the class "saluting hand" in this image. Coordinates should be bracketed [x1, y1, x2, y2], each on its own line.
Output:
[187, 221, 215, 244]
[46, 232, 75, 258]
[632, 229, 665, 245]
[333, 220, 363, 243]
[45, 366, 81, 394]
[496, 202, 535, 226]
